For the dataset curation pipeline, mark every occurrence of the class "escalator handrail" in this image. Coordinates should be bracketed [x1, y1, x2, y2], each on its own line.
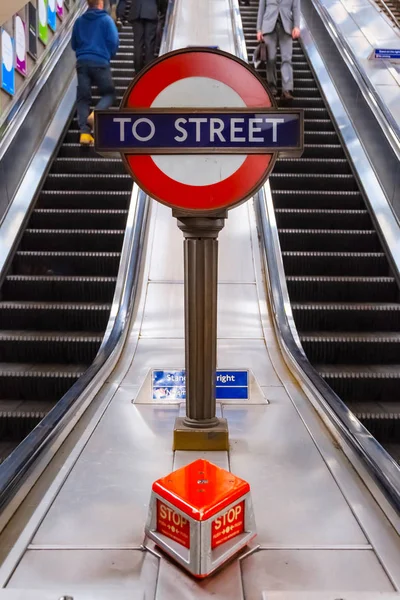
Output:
[310, 0, 400, 163]
[0, 0, 177, 517]
[230, 0, 400, 515]
[257, 184, 400, 515]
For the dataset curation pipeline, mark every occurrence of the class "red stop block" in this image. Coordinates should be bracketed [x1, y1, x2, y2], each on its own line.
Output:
[145, 459, 256, 578]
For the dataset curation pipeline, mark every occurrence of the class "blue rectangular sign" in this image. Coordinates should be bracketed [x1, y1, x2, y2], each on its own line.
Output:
[374, 48, 400, 60]
[95, 109, 303, 154]
[152, 369, 249, 400]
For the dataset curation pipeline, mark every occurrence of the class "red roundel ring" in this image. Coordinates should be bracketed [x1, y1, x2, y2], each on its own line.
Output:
[121, 48, 275, 213]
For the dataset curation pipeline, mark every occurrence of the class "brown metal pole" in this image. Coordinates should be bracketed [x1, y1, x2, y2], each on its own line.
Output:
[176, 216, 225, 427]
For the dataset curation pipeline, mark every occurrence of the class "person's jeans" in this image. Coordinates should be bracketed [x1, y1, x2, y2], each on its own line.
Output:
[76, 62, 116, 133]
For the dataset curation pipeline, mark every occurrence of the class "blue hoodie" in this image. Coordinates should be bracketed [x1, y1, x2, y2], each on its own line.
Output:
[71, 9, 119, 65]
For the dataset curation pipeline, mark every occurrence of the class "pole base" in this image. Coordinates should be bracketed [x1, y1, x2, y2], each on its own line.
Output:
[173, 417, 229, 451]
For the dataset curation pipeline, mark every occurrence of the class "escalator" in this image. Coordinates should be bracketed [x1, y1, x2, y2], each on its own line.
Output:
[239, 1, 400, 463]
[0, 10, 136, 462]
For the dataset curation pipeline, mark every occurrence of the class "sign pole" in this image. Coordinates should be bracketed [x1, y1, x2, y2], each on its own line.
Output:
[173, 213, 229, 450]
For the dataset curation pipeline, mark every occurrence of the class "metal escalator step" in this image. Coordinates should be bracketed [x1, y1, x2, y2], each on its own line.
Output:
[275, 209, 371, 230]
[292, 302, 400, 332]
[0, 364, 87, 401]
[304, 130, 340, 144]
[270, 173, 358, 191]
[300, 107, 331, 119]
[13, 250, 121, 276]
[304, 119, 335, 132]
[43, 173, 132, 192]
[21, 229, 124, 252]
[0, 400, 53, 442]
[300, 332, 400, 364]
[316, 364, 400, 403]
[3, 275, 117, 302]
[0, 331, 103, 363]
[282, 251, 389, 276]
[272, 190, 363, 209]
[110, 68, 135, 77]
[0, 301, 111, 331]
[278, 229, 380, 252]
[38, 190, 130, 210]
[286, 275, 397, 302]
[274, 158, 350, 174]
[301, 144, 344, 159]
[52, 158, 125, 175]
[30, 208, 128, 229]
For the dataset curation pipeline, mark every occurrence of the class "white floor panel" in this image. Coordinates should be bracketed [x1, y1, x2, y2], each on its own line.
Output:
[7, 549, 158, 594]
[241, 550, 394, 599]
[31, 404, 178, 546]
[224, 404, 368, 545]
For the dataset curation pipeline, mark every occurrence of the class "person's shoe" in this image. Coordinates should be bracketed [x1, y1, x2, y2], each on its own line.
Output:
[87, 111, 95, 129]
[80, 133, 95, 146]
[116, 18, 123, 30]
[270, 85, 278, 98]
[281, 90, 294, 101]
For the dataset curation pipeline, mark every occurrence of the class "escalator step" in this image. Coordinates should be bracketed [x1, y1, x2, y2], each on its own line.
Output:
[13, 250, 121, 276]
[52, 158, 126, 175]
[286, 275, 397, 302]
[304, 130, 340, 144]
[282, 251, 389, 276]
[278, 229, 380, 252]
[292, 302, 400, 332]
[21, 229, 124, 252]
[317, 365, 400, 403]
[3, 275, 117, 302]
[270, 173, 358, 191]
[29, 208, 128, 230]
[275, 209, 371, 230]
[0, 301, 111, 331]
[301, 145, 344, 159]
[0, 331, 102, 363]
[304, 119, 335, 132]
[272, 190, 364, 210]
[274, 158, 350, 174]
[43, 173, 132, 191]
[300, 332, 400, 364]
[0, 364, 87, 401]
[38, 190, 130, 210]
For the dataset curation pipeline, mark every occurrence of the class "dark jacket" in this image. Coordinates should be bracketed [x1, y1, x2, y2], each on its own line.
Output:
[129, 0, 167, 21]
[71, 9, 119, 65]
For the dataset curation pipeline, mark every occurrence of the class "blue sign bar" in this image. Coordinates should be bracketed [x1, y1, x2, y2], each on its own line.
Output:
[374, 49, 400, 60]
[152, 370, 249, 400]
[95, 109, 303, 154]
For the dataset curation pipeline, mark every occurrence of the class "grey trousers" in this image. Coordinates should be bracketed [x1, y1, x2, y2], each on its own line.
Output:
[264, 21, 293, 92]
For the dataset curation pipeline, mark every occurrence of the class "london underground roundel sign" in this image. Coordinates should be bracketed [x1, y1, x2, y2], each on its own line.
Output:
[95, 48, 304, 214]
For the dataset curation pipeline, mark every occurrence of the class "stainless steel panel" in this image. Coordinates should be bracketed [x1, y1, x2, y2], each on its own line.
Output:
[149, 203, 184, 282]
[32, 404, 177, 546]
[122, 339, 185, 387]
[219, 204, 255, 283]
[263, 594, 400, 600]
[218, 340, 282, 387]
[173, 450, 229, 470]
[241, 550, 393, 599]
[141, 283, 263, 339]
[224, 404, 368, 545]
[155, 554, 243, 600]
[7, 549, 158, 595]
[141, 283, 184, 338]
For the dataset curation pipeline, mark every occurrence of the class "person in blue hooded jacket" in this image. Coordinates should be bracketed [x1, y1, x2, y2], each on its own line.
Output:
[71, 0, 119, 145]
